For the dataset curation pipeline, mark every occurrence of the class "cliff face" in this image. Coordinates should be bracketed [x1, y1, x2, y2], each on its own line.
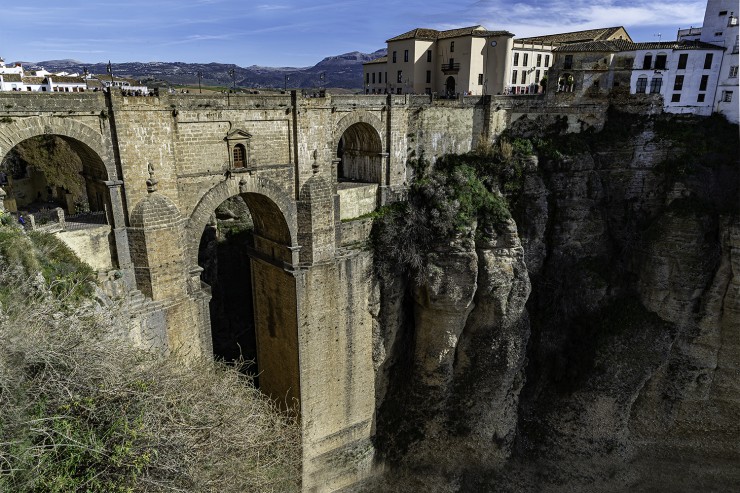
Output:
[366, 112, 739, 492]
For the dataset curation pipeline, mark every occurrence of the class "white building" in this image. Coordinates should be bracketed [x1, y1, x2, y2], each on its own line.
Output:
[629, 41, 724, 116]
[0, 59, 88, 92]
[677, 0, 739, 122]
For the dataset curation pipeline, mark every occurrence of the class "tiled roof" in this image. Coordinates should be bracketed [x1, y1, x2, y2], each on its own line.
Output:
[553, 39, 726, 53]
[387, 25, 513, 42]
[21, 76, 45, 84]
[437, 26, 512, 39]
[632, 40, 725, 51]
[387, 28, 439, 42]
[517, 26, 631, 45]
[1, 73, 22, 82]
[553, 39, 635, 52]
[50, 75, 85, 83]
[363, 56, 388, 65]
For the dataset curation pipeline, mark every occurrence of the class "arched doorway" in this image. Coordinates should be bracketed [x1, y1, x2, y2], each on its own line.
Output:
[446, 76, 456, 97]
[197, 190, 300, 410]
[336, 122, 383, 183]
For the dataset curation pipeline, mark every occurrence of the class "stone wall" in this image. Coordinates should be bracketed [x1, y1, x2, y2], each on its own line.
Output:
[57, 225, 114, 272]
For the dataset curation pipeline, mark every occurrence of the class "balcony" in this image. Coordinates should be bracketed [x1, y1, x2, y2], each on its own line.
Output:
[441, 62, 460, 74]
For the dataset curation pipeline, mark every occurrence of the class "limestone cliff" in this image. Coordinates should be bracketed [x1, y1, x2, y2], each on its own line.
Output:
[364, 111, 739, 492]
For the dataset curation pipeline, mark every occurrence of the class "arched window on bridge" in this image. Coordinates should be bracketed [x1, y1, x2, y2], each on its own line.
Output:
[225, 129, 252, 170]
[233, 144, 246, 168]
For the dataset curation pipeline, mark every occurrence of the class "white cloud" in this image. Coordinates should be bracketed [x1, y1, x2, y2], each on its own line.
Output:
[439, 0, 706, 38]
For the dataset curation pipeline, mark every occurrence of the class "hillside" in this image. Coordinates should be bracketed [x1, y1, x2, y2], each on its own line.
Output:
[0, 226, 301, 492]
[21, 49, 387, 91]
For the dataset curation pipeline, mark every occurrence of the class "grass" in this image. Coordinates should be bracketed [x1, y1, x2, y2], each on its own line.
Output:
[0, 228, 301, 492]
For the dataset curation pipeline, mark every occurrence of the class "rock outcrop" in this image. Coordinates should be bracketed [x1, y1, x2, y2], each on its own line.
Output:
[365, 112, 739, 492]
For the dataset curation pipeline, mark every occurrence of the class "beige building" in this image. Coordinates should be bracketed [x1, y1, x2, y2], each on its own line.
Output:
[363, 26, 514, 97]
[364, 25, 633, 97]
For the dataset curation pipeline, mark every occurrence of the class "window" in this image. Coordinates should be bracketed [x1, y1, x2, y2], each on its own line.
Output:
[384, 72, 388, 83]
[233, 144, 246, 168]
[642, 54, 652, 69]
[392, 51, 397, 63]
[649, 77, 662, 93]
[730, 66, 739, 78]
[535, 70, 540, 83]
[521, 71, 526, 84]
[654, 54, 667, 70]
[564, 55, 573, 69]
[366, 73, 369, 84]
[537, 54, 542, 67]
[397, 70, 402, 83]
[677, 53, 688, 69]
[719, 10, 727, 15]
[673, 75, 684, 90]
[514, 53, 519, 66]
[450, 41, 455, 52]
[671, 93, 681, 102]
[723, 90, 733, 102]
[378, 72, 382, 82]
[700, 74, 709, 90]
[404, 50, 409, 62]
[523, 53, 529, 66]
[426, 70, 431, 83]
[512, 70, 518, 84]
[372, 73, 375, 84]
[478, 73, 483, 85]
[697, 93, 705, 102]
[704, 53, 713, 69]
[545, 55, 550, 66]
[427, 50, 432, 62]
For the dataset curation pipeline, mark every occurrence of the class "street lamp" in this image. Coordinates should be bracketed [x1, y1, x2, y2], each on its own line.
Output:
[83, 67, 89, 91]
[228, 68, 236, 92]
[284, 74, 290, 92]
[106, 60, 114, 90]
[197, 70, 202, 94]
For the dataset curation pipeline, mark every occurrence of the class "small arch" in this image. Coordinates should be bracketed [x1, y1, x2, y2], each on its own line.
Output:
[336, 122, 383, 183]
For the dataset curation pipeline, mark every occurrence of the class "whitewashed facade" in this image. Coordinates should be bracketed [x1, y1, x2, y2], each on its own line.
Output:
[630, 42, 724, 116]
[678, 0, 739, 122]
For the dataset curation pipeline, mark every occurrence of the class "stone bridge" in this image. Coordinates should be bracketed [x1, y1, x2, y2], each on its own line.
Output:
[0, 90, 606, 491]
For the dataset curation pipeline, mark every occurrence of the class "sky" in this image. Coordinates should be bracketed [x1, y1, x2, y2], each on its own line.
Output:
[1, 0, 708, 67]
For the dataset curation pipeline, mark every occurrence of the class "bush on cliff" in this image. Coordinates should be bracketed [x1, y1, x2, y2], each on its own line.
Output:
[0, 227, 300, 493]
[372, 143, 528, 283]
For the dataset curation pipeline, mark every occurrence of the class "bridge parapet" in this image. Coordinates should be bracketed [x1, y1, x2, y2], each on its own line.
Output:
[0, 91, 107, 113]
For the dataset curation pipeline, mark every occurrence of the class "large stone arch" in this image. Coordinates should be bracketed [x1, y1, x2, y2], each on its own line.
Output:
[0, 115, 116, 180]
[334, 111, 386, 183]
[184, 174, 298, 269]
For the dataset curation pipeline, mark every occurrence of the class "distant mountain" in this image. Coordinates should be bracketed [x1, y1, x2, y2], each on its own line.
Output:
[22, 49, 387, 91]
